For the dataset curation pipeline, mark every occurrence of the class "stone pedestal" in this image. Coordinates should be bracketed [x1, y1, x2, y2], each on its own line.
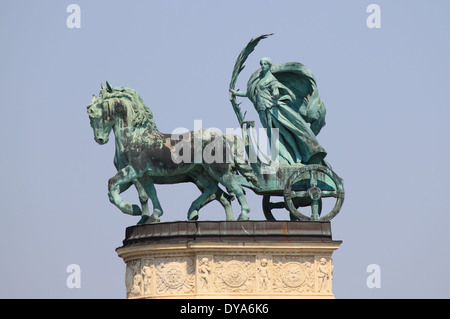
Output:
[116, 221, 341, 299]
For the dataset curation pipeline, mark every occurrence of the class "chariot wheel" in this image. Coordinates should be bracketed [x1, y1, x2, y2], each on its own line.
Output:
[262, 195, 322, 221]
[283, 164, 344, 221]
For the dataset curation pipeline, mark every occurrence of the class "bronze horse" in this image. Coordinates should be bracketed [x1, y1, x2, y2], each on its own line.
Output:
[87, 82, 259, 223]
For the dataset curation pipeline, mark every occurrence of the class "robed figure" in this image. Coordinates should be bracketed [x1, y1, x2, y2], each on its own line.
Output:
[230, 58, 327, 165]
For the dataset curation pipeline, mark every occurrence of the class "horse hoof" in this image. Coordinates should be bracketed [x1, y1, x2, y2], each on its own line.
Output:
[148, 215, 160, 223]
[137, 215, 149, 225]
[153, 208, 163, 217]
[188, 210, 199, 221]
[237, 213, 249, 221]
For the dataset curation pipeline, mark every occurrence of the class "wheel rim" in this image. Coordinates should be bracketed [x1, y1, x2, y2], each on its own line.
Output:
[284, 165, 344, 221]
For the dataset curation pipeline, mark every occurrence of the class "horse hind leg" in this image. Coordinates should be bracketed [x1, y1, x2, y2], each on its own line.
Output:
[187, 175, 218, 221]
[215, 188, 234, 221]
[219, 184, 249, 221]
[234, 186, 251, 221]
[196, 186, 235, 221]
[213, 175, 250, 221]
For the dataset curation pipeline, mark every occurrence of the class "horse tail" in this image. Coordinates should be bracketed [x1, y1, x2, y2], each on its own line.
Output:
[234, 161, 261, 189]
[225, 133, 260, 188]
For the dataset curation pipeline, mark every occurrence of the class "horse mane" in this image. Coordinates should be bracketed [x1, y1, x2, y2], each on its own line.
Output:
[99, 86, 160, 134]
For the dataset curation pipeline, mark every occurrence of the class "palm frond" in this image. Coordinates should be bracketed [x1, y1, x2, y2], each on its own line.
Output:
[229, 33, 273, 126]
[229, 33, 273, 90]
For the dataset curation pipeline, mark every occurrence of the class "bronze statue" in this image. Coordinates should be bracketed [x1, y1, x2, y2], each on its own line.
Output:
[87, 34, 344, 223]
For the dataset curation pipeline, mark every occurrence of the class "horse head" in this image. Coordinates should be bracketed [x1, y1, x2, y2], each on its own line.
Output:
[87, 86, 115, 145]
[87, 82, 159, 145]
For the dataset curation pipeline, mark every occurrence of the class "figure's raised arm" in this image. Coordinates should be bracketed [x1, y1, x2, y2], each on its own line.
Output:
[230, 89, 247, 98]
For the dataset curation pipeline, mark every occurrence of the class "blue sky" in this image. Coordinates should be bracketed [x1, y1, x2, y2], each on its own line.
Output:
[0, 0, 449, 298]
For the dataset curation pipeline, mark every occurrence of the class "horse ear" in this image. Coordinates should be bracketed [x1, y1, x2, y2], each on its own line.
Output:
[91, 94, 97, 102]
[101, 83, 104, 90]
[106, 81, 113, 93]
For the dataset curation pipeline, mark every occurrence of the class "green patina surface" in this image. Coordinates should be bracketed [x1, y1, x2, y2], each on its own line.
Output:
[87, 34, 344, 223]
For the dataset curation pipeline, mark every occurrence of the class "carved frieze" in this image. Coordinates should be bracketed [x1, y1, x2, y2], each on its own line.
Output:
[123, 251, 335, 298]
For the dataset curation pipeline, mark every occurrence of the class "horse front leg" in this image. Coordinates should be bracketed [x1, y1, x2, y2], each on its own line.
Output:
[133, 179, 151, 224]
[108, 166, 142, 216]
[142, 179, 164, 223]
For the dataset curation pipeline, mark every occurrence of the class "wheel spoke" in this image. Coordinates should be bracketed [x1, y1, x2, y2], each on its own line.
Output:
[290, 190, 308, 198]
[268, 201, 285, 209]
[320, 190, 337, 198]
[310, 170, 318, 188]
[311, 200, 320, 220]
